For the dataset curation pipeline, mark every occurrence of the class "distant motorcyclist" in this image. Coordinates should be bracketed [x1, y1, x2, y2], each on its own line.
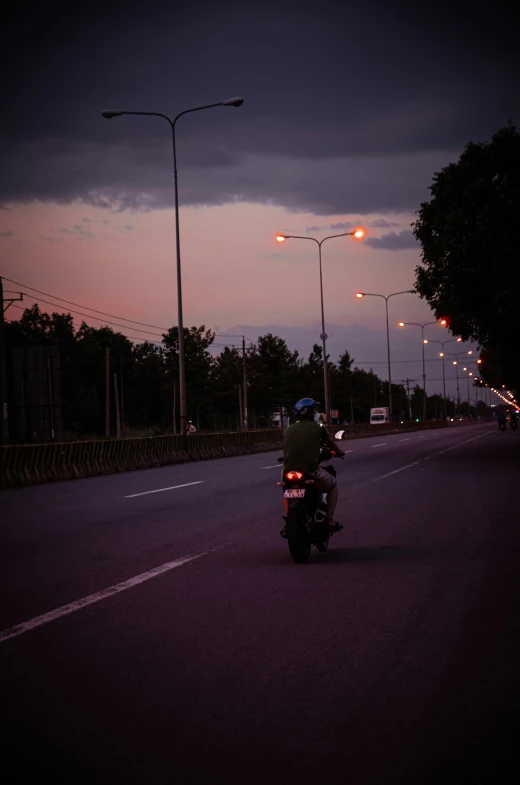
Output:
[510, 411, 518, 428]
[497, 412, 507, 430]
[186, 420, 197, 435]
[281, 398, 345, 536]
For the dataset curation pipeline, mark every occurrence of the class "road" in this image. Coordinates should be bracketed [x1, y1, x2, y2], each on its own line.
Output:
[1, 422, 519, 785]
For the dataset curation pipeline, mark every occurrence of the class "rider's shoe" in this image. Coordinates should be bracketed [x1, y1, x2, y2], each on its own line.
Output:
[329, 521, 343, 533]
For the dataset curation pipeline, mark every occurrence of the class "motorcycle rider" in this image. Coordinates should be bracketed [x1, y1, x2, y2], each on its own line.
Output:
[281, 398, 345, 537]
[510, 411, 518, 428]
[497, 412, 507, 430]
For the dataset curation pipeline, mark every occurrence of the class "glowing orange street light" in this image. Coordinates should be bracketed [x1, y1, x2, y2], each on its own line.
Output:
[476, 359, 482, 364]
[273, 227, 365, 421]
[398, 321, 405, 328]
[423, 339, 428, 344]
[356, 289, 415, 419]
[439, 318, 448, 326]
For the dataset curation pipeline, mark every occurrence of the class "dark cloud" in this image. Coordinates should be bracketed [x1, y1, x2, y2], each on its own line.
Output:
[0, 230, 15, 237]
[1, 0, 518, 214]
[365, 230, 417, 251]
[39, 236, 62, 242]
[329, 222, 354, 231]
[60, 226, 94, 239]
[369, 218, 400, 228]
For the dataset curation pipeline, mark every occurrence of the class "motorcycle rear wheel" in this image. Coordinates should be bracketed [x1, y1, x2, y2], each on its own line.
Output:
[287, 505, 311, 564]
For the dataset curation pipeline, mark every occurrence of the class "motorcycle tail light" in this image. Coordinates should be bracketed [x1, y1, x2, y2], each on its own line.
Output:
[286, 471, 304, 480]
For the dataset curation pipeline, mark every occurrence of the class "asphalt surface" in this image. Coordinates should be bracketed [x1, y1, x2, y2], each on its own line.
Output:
[1, 422, 519, 785]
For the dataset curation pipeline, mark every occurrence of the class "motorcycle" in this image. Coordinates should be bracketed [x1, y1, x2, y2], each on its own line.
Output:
[499, 422, 507, 433]
[278, 446, 343, 564]
[511, 421, 518, 431]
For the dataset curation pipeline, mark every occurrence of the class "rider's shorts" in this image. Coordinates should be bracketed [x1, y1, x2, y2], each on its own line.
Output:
[310, 466, 336, 491]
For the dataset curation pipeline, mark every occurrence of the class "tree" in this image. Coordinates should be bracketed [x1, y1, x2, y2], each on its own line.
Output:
[247, 334, 301, 424]
[162, 325, 215, 429]
[210, 346, 243, 428]
[413, 124, 520, 392]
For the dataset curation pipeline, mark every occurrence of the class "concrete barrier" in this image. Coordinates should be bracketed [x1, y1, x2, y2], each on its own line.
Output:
[0, 419, 485, 490]
[0, 430, 284, 489]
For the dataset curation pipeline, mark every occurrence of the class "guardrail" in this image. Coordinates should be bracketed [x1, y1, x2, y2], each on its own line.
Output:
[0, 430, 284, 489]
[0, 419, 485, 489]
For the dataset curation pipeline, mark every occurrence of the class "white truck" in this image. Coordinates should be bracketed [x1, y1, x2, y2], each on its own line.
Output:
[370, 407, 389, 424]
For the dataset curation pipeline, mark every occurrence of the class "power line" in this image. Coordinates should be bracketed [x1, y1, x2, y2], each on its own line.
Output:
[14, 292, 165, 338]
[1, 275, 170, 331]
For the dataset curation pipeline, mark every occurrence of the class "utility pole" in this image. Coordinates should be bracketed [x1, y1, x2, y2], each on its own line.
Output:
[120, 373, 125, 433]
[401, 378, 416, 422]
[105, 347, 110, 438]
[242, 336, 248, 430]
[0, 278, 9, 445]
[238, 384, 243, 431]
[114, 373, 121, 439]
[173, 379, 177, 435]
[0, 278, 23, 445]
[47, 357, 55, 441]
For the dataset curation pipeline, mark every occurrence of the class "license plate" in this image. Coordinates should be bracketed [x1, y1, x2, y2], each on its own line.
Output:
[284, 489, 305, 498]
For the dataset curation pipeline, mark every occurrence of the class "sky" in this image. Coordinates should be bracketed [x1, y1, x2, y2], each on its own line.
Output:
[1, 0, 518, 400]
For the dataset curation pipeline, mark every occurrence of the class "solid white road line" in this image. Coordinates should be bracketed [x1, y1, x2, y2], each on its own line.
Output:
[343, 450, 354, 454]
[373, 443, 387, 448]
[0, 550, 217, 645]
[370, 429, 494, 484]
[125, 481, 203, 499]
[262, 465, 282, 469]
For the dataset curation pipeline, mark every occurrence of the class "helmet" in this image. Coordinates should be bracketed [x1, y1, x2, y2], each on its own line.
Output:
[188, 420, 193, 424]
[293, 398, 319, 419]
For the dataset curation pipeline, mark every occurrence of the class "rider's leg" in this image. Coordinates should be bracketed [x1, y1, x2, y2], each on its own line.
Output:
[327, 483, 339, 524]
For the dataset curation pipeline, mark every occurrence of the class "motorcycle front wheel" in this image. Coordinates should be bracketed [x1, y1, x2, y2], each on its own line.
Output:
[287, 504, 311, 564]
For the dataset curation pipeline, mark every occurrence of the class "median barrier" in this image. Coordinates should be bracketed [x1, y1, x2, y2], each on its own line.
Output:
[0, 430, 284, 489]
[0, 419, 485, 489]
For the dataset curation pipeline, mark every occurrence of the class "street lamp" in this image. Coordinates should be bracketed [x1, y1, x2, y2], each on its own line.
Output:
[422, 336, 463, 418]
[398, 320, 447, 421]
[445, 350, 473, 417]
[102, 96, 244, 434]
[355, 289, 415, 421]
[276, 228, 365, 422]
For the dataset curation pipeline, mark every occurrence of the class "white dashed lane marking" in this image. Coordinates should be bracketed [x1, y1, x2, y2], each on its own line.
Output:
[0, 549, 218, 644]
[125, 481, 204, 499]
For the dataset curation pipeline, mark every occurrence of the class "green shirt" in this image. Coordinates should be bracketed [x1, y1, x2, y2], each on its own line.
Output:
[283, 420, 328, 474]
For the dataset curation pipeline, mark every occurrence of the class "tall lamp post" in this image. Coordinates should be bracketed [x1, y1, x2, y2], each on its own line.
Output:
[445, 351, 473, 417]
[355, 290, 415, 422]
[398, 320, 446, 421]
[276, 229, 365, 422]
[422, 336, 463, 418]
[102, 97, 244, 434]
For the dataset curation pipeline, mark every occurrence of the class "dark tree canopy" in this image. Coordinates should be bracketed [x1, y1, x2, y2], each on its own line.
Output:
[413, 124, 520, 391]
